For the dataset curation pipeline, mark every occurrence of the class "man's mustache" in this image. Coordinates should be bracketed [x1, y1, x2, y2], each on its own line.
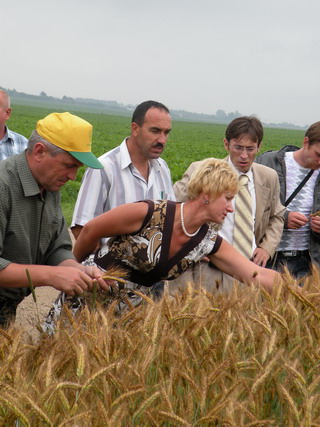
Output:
[153, 142, 164, 149]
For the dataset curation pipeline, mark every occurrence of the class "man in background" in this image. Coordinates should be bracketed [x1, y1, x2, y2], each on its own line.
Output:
[256, 121, 320, 279]
[71, 100, 176, 240]
[174, 116, 285, 292]
[0, 89, 28, 160]
[0, 112, 108, 327]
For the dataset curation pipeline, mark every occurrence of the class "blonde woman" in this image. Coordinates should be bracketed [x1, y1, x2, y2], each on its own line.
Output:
[74, 158, 278, 294]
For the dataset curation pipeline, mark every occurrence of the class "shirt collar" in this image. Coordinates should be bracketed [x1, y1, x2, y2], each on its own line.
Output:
[6, 127, 15, 144]
[0, 126, 12, 144]
[119, 138, 133, 169]
[119, 138, 162, 172]
[16, 152, 42, 197]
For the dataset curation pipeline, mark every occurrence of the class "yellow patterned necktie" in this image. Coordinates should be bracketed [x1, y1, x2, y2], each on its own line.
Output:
[233, 174, 254, 259]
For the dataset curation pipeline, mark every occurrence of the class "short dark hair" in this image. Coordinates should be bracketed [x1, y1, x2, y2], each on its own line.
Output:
[132, 100, 170, 126]
[305, 121, 320, 146]
[225, 116, 264, 146]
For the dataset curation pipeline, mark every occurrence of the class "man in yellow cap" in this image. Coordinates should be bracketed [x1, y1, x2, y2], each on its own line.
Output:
[0, 112, 107, 327]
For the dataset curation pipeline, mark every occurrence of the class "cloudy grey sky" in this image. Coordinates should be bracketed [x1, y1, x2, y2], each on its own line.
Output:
[2, 0, 320, 126]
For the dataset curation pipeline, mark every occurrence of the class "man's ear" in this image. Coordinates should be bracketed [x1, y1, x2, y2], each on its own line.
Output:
[4, 108, 11, 121]
[303, 136, 310, 149]
[223, 138, 229, 151]
[33, 142, 47, 160]
[131, 122, 139, 137]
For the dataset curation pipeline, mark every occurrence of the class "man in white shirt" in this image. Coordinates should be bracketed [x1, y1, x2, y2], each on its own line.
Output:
[174, 116, 285, 292]
[71, 100, 176, 243]
[256, 121, 320, 280]
[0, 89, 28, 160]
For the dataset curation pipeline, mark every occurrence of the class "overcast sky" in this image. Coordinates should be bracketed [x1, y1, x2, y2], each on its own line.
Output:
[2, 0, 320, 127]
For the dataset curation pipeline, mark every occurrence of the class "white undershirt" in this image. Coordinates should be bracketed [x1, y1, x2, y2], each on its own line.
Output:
[278, 152, 318, 251]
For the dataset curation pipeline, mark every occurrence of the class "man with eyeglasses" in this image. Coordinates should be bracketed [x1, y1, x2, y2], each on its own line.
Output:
[256, 121, 320, 280]
[173, 116, 285, 292]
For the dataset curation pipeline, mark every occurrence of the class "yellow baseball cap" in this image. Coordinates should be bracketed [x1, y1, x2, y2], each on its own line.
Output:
[36, 112, 103, 169]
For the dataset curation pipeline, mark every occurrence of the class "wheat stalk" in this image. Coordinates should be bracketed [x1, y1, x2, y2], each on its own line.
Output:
[57, 411, 91, 426]
[22, 393, 54, 426]
[110, 387, 144, 410]
[157, 410, 191, 426]
[76, 344, 85, 378]
[132, 391, 160, 423]
[251, 351, 283, 395]
[0, 327, 13, 343]
[278, 383, 300, 423]
[0, 394, 30, 426]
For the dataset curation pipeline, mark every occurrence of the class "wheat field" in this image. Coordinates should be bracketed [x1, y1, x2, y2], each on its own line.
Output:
[1, 269, 320, 426]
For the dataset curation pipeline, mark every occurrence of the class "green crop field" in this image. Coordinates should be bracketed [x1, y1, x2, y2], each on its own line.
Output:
[10, 103, 305, 225]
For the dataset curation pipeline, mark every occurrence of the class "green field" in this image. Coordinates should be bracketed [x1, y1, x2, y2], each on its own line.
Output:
[10, 104, 305, 225]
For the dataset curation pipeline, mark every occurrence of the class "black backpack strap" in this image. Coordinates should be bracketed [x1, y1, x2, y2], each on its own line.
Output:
[284, 169, 314, 207]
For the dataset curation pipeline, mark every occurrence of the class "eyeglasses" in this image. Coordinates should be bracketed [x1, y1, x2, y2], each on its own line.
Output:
[229, 144, 258, 154]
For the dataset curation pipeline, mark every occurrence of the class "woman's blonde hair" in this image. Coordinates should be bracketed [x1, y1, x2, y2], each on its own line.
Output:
[187, 158, 239, 200]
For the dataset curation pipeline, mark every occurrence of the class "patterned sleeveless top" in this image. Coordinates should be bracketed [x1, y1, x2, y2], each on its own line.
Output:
[94, 200, 222, 286]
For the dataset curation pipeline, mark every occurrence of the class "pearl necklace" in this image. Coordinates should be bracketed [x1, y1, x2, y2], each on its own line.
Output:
[180, 202, 201, 237]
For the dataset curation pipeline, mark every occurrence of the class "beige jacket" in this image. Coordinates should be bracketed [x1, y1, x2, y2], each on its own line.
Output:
[173, 158, 285, 258]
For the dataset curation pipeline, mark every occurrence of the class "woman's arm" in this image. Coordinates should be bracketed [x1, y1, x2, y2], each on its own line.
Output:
[73, 202, 149, 262]
[209, 239, 279, 293]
